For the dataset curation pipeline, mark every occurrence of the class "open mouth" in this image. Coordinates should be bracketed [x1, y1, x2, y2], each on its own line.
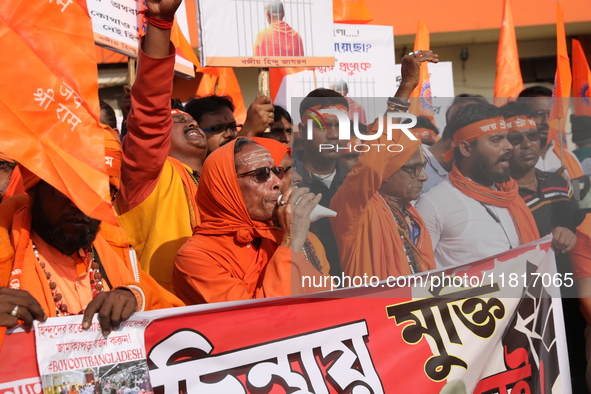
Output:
[185, 128, 205, 138]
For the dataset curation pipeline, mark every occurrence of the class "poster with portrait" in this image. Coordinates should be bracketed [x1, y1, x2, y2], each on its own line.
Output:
[197, 0, 335, 67]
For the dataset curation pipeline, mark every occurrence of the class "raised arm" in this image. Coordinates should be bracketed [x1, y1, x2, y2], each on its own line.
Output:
[116, 0, 181, 213]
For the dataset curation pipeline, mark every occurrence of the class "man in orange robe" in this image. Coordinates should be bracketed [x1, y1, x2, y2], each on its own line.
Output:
[173, 138, 329, 304]
[253, 1, 304, 57]
[330, 53, 438, 279]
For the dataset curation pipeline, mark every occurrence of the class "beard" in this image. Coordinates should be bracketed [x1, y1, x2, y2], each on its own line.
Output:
[31, 197, 101, 256]
[473, 149, 512, 184]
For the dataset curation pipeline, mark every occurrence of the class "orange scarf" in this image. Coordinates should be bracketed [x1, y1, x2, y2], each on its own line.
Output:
[448, 165, 540, 245]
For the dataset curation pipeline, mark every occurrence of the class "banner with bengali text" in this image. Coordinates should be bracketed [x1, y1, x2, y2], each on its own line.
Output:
[0, 237, 571, 393]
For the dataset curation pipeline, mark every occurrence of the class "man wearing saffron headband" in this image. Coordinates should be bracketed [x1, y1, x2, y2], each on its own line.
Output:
[416, 103, 540, 267]
[173, 138, 328, 304]
[115, 0, 207, 293]
[503, 101, 577, 252]
[295, 88, 351, 276]
[518, 86, 583, 180]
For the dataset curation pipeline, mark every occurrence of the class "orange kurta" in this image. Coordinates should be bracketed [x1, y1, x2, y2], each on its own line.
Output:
[253, 21, 304, 57]
[173, 139, 328, 304]
[330, 118, 436, 278]
[0, 195, 183, 351]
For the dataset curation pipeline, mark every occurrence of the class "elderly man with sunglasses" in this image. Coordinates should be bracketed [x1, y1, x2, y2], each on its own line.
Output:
[173, 138, 329, 304]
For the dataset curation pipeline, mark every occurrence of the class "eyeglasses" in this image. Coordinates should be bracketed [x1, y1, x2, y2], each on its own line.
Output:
[400, 161, 427, 178]
[201, 123, 243, 134]
[507, 131, 541, 146]
[237, 166, 285, 183]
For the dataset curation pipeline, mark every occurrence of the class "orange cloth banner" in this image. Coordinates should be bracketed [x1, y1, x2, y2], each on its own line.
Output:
[572, 38, 591, 117]
[548, 1, 571, 143]
[409, 21, 435, 125]
[0, 0, 115, 224]
[333, 0, 372, 23]
[493, 0, 524, 107]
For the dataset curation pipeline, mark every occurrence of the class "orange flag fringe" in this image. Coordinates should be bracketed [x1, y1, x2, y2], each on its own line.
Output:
[409, 21, 436, 125]
[0, 0, 115, 224]
[548, 1, 571, 142]
[572, 39, 591, 117]
[333, 0, 372, 24]
[493, 0, 524, 107]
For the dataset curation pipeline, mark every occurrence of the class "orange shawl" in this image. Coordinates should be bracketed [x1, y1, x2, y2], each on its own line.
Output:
[0, 195, 183, 351]
[331, 117, 436, 278]
[253, 21, 304, 57]
[1, 166, 24, 202]
[448, 165, 540, 244]
[173, 139, 327, 304]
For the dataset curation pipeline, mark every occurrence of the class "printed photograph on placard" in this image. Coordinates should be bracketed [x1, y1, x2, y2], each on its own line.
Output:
[41, 361, 152, 394]
[197, 0, 334, 67]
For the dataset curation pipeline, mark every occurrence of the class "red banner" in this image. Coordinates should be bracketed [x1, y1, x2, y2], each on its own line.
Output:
[0, 238, 570, 393]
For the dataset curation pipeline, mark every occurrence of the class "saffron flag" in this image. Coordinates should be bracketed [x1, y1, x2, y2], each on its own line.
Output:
[548, 1, 571, 141]
[216, 68, 247, 125]
[409, 21, 436, 124]
[0, 237, 571, 393]
[333, 0, 372, 24]
[0, 0, 115, 224]
[493, 0, 524, 107]
[572, 38, 591, 117]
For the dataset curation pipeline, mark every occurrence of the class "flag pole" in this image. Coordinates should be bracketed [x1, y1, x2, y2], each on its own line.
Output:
[313, 69, 318, 89]
[558, 114, 565, 166]
[128, 57, 137, 85]
[258, 67, 271, 133]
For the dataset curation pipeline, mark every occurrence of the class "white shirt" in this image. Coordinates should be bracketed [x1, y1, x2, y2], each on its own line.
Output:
[415, 178, 520, 268]
[536, 140, 582, 180]
[422, 144, 448, 194]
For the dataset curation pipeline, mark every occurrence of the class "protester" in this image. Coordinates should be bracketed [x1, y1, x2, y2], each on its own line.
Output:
[518, 86, 584, 179]
[253, 137, 331, 275]
[260, 105, 294, 148]
[330, 51, 438, 279]
[572, 115, 591, 175]
[100, 101, 119, 133]
[173, 138, 328, 304]
[295, 89, 351, 276]
[185, 95, 275, 153]
[114, 13, 207, 293]
[253, 1, 304, 56]
[0, 173, 182, 342]
[421, 95, 489, 194]
[416, 103, 540, 267]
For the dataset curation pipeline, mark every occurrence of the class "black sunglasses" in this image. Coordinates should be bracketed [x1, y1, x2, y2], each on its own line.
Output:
[201, 123, 243, 133]
[507, 131, 541, 146]
[237, 166, 285, 183]
[400, 161, 427, 178]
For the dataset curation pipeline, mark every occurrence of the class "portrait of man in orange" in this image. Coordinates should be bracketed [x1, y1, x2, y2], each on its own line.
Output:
[253, 1, 304, 57]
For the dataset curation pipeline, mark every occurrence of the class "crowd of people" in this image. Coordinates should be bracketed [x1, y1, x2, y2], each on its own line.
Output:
[2, 0, 591, 390]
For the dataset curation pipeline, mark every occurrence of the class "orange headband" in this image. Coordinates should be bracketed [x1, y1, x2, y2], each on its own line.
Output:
[442, 117, 507, 161]
[412, 128, 438, 144]
[504, 116, 537, 132]
[301, 104, 349, 124]
[171, 109, 190, 116]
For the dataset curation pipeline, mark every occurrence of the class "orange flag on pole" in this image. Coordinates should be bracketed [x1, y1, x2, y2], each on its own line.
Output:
[548, 1, 571, 138]
[409, 21, 435, 124]
[0, 0, 115, 224]
[333, 0, 372, 24]
[493, 0, 524, 106]
[216, 68, 247, 125]
[572, 39, 591, 116]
